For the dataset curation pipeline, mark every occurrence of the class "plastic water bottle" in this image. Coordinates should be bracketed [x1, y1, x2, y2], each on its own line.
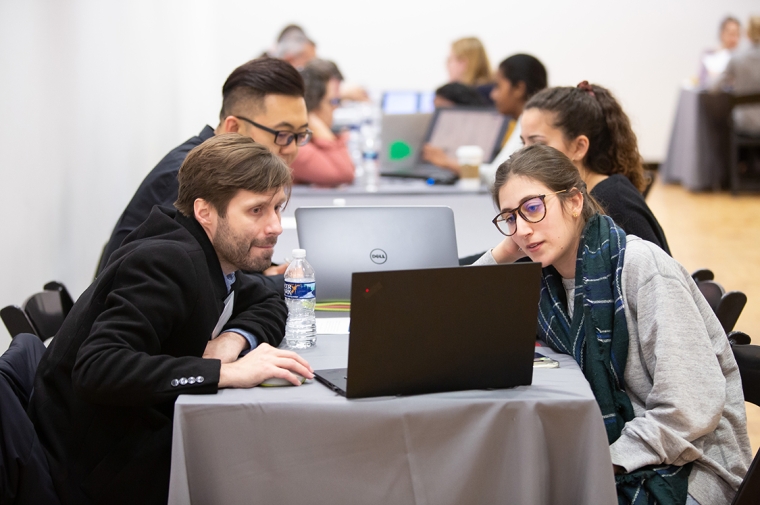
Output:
[284, 249, 317, 348]
[361, 119, 380, 191]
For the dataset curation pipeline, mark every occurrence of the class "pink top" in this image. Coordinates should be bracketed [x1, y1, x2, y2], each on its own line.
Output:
[290, 137, 355, 187]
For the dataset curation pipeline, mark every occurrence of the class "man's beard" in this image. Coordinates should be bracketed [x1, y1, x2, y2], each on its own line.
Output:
[213, 217, 277, 272]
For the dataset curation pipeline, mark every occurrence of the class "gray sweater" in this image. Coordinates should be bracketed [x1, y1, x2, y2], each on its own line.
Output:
[474, 237, 752, 505]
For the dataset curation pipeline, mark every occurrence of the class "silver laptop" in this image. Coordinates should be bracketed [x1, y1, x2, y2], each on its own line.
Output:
[295, 206, 459, 302]
[379, 113, 433, 172]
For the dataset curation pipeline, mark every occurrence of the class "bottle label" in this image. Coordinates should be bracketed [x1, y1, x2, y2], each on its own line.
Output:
[284, 281, 316, 299]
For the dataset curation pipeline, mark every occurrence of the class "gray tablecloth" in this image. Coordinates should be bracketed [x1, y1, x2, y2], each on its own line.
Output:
[169, 335, 617, 505]
[661, 88, 732, 191]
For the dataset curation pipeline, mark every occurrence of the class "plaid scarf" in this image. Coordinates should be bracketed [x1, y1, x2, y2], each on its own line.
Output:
[537, 214, 691, 505]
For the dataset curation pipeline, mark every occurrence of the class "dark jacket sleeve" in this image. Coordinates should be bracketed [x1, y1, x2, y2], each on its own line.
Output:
[73, 243, 221, 407]
[226, 272, 288, 347]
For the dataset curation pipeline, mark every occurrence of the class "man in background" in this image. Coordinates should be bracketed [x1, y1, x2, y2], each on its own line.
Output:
[97, 57, 311, 291]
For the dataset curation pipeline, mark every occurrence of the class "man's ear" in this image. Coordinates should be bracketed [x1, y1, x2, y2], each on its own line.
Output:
[194, 198, 216, 228]
[569, 135, 590, 163]
[217, 116, 241, 134]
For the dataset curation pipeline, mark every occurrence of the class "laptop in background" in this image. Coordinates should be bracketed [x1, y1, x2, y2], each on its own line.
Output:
[314, 262, 542, 398]
[378, 113, 433, 172]
[295, 206, 458, 302]
[380, 106, 508, 185]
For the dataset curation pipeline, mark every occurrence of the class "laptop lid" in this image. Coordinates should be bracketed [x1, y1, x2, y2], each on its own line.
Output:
[378, 113, 433, 171]
[421, 106, 508, 164]
[340, 263, 541, 398]
[295, 206, 459, 303]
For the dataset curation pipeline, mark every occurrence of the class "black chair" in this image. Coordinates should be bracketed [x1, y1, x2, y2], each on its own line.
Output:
[1, 281, 74, 340]
[696, 280, 747, 334]
[730, 340, 760, 504]
[691, 268, 715, 283]
[729, 93, 760, 195]
[0, 333, 61, 504]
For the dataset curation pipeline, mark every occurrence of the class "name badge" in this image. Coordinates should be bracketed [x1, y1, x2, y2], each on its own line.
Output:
[211, 291, 234, 339]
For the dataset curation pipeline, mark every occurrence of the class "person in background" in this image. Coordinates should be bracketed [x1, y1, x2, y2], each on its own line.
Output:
[433, 82, 488, 108]
[30, 134, 314, 505]
[423, 53, 547, 178]
[520, 81, 671, 254]
[268, 24, 369, 102]
[268, 24, 317, 70]
[447, 36, 494, 104]
[475, 144, 751, 505]
[717, 16, 760, 134]
[96, 57, 311, 290]
[699, 16, 742, 88]
[290, 59, 355, 187]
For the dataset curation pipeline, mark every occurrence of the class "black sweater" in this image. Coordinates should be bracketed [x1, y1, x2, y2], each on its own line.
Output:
[590, 174, 671, 255]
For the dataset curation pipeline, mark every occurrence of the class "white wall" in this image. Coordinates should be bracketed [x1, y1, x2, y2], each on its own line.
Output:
[0, 0, 757, 349]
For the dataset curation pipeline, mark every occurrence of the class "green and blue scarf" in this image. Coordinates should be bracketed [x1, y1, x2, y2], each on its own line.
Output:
[537, 214, 692, 505]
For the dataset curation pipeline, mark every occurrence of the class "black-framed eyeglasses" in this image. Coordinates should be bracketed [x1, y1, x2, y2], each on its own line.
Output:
[491, 190, 568, 236]
[235, 116, 312, 147]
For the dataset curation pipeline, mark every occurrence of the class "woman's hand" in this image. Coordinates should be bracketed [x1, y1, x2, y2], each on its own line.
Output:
[491, 236, 527, 264]
[421, 144, 461, 174]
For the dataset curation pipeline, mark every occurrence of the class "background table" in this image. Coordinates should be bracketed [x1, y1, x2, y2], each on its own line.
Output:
[168, 334, 617, 505]
[274, 178, 500, 264]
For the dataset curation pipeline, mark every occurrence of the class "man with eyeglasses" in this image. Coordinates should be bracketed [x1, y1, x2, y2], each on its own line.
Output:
[96, 57, 311, 284]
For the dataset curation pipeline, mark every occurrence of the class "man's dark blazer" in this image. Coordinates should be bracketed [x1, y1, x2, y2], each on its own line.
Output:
[29, 206, 287, 505]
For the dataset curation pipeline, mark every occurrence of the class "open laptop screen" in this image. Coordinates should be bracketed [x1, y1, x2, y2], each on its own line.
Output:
[425, 108, 507, 163]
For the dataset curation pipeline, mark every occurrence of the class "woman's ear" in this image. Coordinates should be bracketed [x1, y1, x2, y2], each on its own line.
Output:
[569, 135, 590, 164]
[569, 188, 585, 218]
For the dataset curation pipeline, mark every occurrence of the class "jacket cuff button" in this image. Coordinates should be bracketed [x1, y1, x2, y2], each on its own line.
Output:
[197, 376, 205, 384]
[171, 379, 179, 387]
[179, 377, 188, 386]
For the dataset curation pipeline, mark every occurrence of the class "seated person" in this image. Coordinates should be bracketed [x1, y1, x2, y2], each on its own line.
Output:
[423, 54, 547, 178]
[717, 16, 760, 134]
[290, 59, 355, 187]
[96, 57, 311, 288]
[475, 144, 752, 505]
[433, 82, 488, 108]
[29, 134, 314, 505]
[699, 16, 742, 88]
[521, 81, 671, 254]
[446, 36, 494, 104]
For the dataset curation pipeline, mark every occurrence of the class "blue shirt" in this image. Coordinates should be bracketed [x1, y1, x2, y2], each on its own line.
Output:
[221, 272, 258, 354]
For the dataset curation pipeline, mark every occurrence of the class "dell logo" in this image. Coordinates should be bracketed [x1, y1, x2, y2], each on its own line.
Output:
[370, 248, 387, 264]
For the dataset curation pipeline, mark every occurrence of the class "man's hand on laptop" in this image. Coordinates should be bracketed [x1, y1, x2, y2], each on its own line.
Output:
[218, 343, 314, 388]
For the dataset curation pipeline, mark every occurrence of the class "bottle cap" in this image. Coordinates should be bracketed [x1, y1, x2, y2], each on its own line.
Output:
[292, 248, 306, 259]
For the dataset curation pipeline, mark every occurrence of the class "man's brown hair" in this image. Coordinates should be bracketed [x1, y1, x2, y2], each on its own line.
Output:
[175, 133, 292, 217]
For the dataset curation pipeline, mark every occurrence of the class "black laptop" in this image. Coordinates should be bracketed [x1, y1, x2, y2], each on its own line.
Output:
[314, 263, 542, 399]
[379, 106, 509, 185]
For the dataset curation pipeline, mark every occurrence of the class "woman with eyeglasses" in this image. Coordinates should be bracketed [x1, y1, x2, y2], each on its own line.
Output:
[475, 144, 751, 505]
[520, 81, 670, 255]
[289, 59, 355, 187]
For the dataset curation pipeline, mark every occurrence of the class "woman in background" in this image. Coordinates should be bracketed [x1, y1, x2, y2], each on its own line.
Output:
[718, 16, 760, 134]
[699, 16, 742, 88]
[424, 53, 547, 178]
[447, 37, 492, 87]
[476, 145, 751, 505]
[520, 81, 671, 254]
[290, 59, 355, 187]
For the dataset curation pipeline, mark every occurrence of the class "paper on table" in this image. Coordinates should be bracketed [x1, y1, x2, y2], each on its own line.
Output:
[316, 317, 350, 334]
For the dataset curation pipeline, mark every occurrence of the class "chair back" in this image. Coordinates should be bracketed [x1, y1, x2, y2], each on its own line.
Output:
[0, 306, 36, 338]
[23, 291, 66, 341]
[691, 268, 715, 282]
[697, 280, 724, 312]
